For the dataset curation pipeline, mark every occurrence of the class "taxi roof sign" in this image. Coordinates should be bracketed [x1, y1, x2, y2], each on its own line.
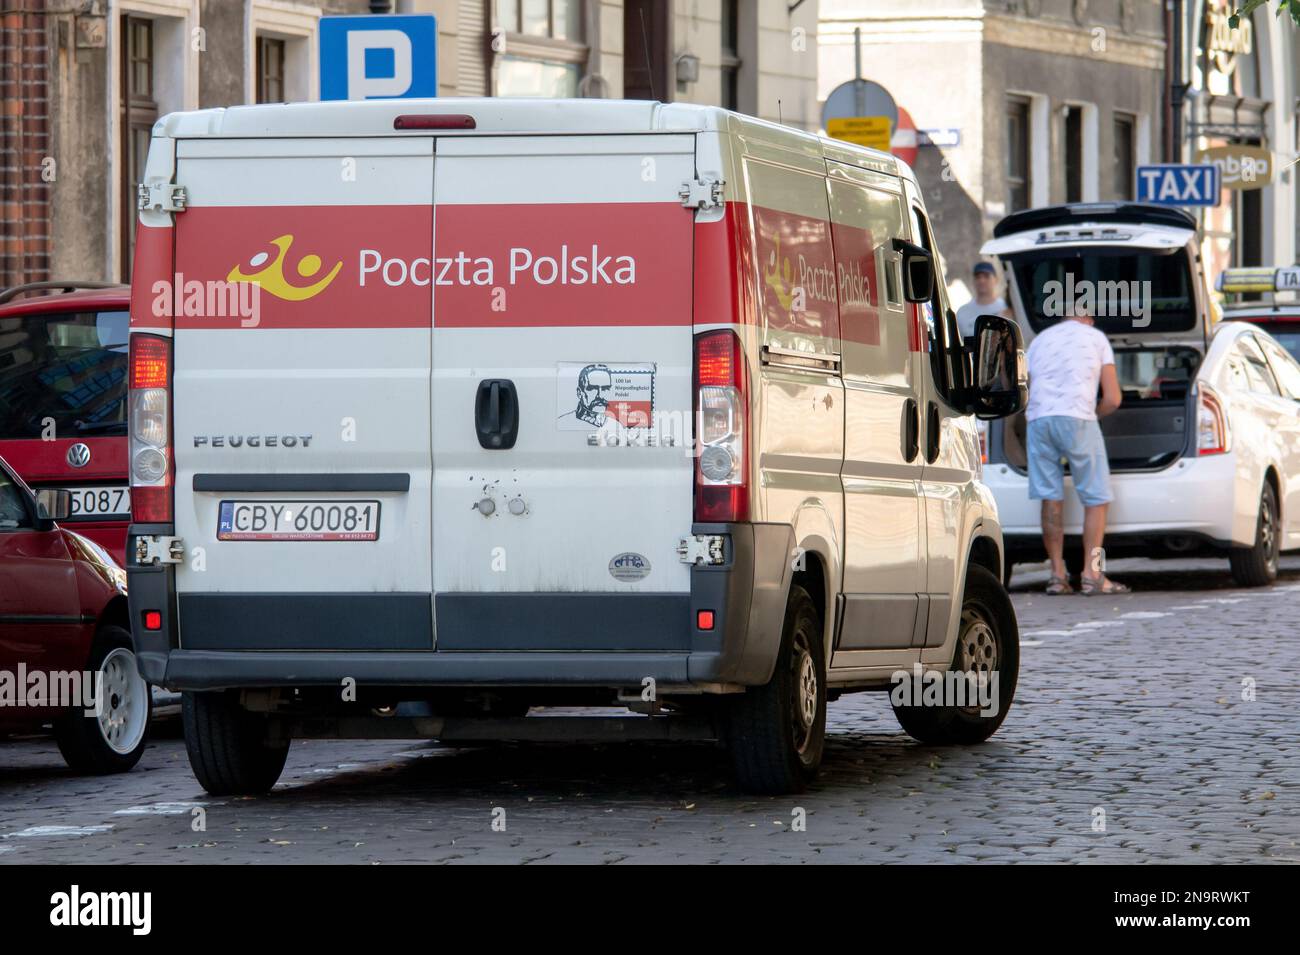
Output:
[1217, 266, 1300, 294]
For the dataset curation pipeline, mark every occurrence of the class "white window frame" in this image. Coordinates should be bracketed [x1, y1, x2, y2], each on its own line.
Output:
[247, 1, 322, 104]
[1062, 101, 1099, 203]
[108, 0, 200, 281]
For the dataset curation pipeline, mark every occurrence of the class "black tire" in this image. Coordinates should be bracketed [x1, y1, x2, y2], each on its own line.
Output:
[892, 564, 1019, 745]
[182, 690, 289, 795]
[54, 625, 151, 774]
[726, 585, 826, 795]
[1230, 483, 1280, 588]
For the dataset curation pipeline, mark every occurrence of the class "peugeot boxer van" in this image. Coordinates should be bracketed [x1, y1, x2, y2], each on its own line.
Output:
[125, 99, 1026, 795]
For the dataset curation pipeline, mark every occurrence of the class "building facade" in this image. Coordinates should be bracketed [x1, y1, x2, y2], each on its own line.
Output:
[3, 0, 819, 288]
[1177, 0, 1299, 283]
[819, 0, 1300, 305]
[820, 0, 1168, 305]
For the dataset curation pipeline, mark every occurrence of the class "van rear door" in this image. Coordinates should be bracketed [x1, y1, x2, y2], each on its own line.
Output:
[429, 134, 697, 650]
[168, 136, 435, 650]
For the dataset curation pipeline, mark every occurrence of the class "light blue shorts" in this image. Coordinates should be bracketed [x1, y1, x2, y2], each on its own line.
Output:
[1026, 415, 1113, 507]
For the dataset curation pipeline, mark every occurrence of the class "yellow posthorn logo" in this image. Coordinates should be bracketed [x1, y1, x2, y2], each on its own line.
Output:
[764, 234, 796, 309]
[227, 234, 343, 301]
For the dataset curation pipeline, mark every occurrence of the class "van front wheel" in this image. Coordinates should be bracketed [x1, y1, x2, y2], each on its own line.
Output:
[892, 564, 1019, 745]
[182, 691, 289, 796]
[726, 585, 826, 795]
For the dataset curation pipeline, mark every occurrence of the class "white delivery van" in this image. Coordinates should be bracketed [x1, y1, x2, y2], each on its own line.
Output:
[125, 99, 1027, 795]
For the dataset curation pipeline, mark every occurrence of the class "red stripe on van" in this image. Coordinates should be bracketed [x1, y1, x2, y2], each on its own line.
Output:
[432, 202, 692, 328]
[172, 205, 432, 330]
[166, 203, 699, 329]
[130, 222, 174, 330]
[693, 202, 754, 328]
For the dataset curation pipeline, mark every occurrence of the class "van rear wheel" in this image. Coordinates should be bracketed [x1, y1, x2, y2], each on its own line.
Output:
[892, 565, 1018, 745]
[1229, 483, 1279, 588]
[182, 691, 289, 796]
[726, 585, 825, 795]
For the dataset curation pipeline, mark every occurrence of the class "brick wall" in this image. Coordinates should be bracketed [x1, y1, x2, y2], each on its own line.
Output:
[1, 7, 51, 288]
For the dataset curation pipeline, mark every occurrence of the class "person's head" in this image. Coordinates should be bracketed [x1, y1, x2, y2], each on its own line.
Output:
[576, 363, 613, 419]
[972, 262, 997, 300]
[1071, 287, 1095, 326]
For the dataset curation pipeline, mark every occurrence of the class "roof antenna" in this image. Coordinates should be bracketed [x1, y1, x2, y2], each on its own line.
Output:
[640, 9, 655, 101]
[777, 98, 783, 125]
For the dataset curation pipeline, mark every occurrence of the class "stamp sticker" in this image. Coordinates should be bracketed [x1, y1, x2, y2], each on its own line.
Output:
[556, 362, 655, 431]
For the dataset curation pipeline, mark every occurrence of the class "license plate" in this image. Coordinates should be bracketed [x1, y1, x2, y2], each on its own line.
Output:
[217, 500, 381, 541]
[64, 485, 130, 519]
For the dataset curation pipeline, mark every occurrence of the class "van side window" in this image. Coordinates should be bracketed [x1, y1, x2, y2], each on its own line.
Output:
[827, 177, 909, 383]
[910, 207, 967, 404]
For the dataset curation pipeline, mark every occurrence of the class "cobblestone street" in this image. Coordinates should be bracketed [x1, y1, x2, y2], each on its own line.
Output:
[2, 557, 1298, 864]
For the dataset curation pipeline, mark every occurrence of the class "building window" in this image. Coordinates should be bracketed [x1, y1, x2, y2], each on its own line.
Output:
[256, 36, 286, 104]
[623, 0, 669, 100]
[120, 15, 157, 281]
[1006, 97, 1031, 213]
[721, 0, 740, 111]
[1063, 106, 1083, 203]
[495, 0, 586, 97]
[1113, 112, 1135, 200]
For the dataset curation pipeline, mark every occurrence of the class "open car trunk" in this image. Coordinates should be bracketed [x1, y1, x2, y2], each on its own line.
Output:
[1000, 344, 1200, 473]
[983, 217, 1207, 475]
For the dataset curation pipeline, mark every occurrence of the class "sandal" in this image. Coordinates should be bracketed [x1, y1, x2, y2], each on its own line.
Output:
[1079, 575, 1131, 596]
[1045, 575, 1073, 596]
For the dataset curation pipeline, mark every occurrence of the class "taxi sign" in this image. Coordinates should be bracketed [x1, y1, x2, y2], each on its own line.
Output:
[826, 116, 892, 151]
[1216, 266, 1300, 294]
[1135, 164, 1220, 206]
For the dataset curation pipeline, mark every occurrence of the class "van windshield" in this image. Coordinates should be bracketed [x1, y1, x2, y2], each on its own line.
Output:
[1009, 248, 1197, 336]
[0, 309, 128, 439]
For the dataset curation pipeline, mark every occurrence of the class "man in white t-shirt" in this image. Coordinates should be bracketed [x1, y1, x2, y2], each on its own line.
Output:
[955, 262, 1007, 341]
[1025, 307, 1126, 595]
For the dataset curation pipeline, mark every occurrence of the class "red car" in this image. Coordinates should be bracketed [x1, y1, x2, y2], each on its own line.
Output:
[0, 282, 132, 565]
[0, 454, 149, 771]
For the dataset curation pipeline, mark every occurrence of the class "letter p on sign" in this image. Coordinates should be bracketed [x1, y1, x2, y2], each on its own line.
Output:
[320, 14, 437, 101]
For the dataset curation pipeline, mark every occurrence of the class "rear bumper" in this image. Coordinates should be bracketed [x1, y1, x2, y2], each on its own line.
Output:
[985, 451, 1250, 546]
[127, 521, 796, 692]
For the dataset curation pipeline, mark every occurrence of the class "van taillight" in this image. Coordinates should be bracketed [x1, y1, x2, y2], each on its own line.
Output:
[1197, 387, 1229, 456]
[694, 329, 748, 523]
[129, 334, 173, 523]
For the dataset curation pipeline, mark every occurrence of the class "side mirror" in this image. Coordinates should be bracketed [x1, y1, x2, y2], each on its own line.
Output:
[969, 314, 1027, 419]
[893, 238, 934, 304]
[35, 488, 72, 523]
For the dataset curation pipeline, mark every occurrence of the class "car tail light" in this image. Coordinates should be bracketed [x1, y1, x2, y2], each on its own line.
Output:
[1197, 386, 1230, 456]
[129, 334, 173, 522]
[693, 329, 748, 522]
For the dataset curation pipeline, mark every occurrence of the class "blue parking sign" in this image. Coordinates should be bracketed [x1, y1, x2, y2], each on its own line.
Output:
[320, 14, 437, 101]
[1135, 164, 1220, 207]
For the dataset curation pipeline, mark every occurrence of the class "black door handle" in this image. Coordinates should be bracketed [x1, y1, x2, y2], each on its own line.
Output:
[475, 379, 519, 449]
[925, 402, 941, 463]
[902, 398, 919, 462]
